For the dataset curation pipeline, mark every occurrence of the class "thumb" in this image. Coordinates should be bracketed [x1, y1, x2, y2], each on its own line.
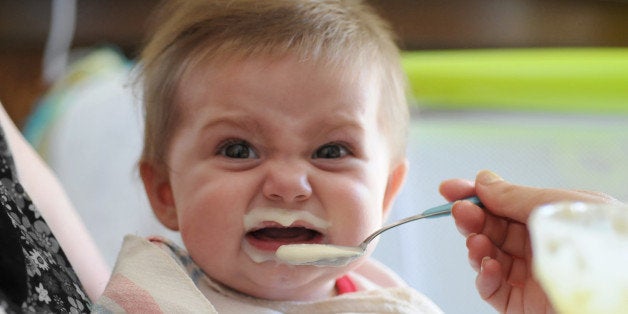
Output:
[474, 170, 619, 223]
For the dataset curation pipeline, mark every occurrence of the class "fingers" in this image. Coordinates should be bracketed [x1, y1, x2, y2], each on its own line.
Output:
[451, 200, 485, 236]
[476, 257, 508, 310]
[498, 222, 529, 259]
[439, 178, 475, 202]
[467, 229, 526, 313]
[453, 198, 527, 254]
[441, 170, 582, 313]
[466, 233, 495, 271]
[476, 256, 526, 313]
[473, 170, 532, 223]
[476, 255, 552, 314]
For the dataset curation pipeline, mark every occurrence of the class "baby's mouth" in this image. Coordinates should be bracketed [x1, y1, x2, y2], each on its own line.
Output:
[241, 208, 331, 259]
[246, 226, 323, 251]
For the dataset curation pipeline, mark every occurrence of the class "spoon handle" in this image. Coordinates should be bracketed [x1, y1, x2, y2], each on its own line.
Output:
[421, 196, 482, 217]
[360, 196, 482, 247]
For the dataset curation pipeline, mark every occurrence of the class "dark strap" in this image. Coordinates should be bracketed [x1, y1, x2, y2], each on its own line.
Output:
[0, 125, 91, 313]
[0, 203, 27, 305]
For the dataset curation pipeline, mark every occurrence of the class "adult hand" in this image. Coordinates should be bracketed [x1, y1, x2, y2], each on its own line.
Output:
[439, 170, 619, 313]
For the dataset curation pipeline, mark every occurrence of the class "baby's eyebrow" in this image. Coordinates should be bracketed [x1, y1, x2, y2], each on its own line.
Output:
[318, 115, 365, 133]
[199, 112, 366, 143]
[201, 115, 262, 133]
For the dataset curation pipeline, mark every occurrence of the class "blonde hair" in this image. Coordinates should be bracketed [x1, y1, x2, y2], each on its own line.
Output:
[139, 0, 408, 169]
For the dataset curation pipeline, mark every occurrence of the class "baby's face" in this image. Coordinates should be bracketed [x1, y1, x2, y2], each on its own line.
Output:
[149, 55, 406, 301]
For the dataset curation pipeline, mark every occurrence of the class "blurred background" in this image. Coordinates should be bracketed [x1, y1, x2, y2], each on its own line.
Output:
[2, 0, 628, 125]
[1, 1, 628, 313]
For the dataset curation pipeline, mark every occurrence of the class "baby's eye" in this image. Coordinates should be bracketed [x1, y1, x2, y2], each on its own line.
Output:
[312, 143, 350, 159]
[218, 140, 258, 159]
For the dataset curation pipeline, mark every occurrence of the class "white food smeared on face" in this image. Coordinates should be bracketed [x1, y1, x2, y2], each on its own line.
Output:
[241, 239, 277, 263]
[243, 208, 331, 231]
[242, 208, 331, 264]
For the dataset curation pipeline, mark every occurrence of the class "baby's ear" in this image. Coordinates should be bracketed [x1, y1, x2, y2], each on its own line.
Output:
[382, 158, 408, 216]
[139, 161, 179, 231]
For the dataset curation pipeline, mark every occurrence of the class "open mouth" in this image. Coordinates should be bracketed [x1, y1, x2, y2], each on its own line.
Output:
[241, 208, 331, 258]
[246, 226, 324, 251]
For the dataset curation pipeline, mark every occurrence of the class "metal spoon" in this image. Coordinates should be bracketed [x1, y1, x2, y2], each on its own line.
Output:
[275, 196, 482, 267]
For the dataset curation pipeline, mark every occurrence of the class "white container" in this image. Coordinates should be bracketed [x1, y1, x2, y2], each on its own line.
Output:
[529, 201, 628, 314]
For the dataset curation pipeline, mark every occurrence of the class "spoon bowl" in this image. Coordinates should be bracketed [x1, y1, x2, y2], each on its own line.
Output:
[276, 196, 482, 266]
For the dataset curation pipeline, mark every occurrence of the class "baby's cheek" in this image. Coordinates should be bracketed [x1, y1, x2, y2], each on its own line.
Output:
[179, 215, 235, 251]
[343, 183, 384, 222]
[335, 208, 381, 245]
[180, 226, 234, 273]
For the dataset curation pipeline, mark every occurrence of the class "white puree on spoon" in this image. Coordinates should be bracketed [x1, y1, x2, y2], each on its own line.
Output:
[275, 244, 362, 266]
[242, 208, 331, 263]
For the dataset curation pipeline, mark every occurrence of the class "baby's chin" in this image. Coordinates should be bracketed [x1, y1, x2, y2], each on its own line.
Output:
[226, 257, 350, 301]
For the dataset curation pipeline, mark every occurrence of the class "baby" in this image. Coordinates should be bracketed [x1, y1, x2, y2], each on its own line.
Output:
[95, 0, 442, 312]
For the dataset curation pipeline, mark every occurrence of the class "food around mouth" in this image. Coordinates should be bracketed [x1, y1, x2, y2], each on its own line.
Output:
[246, 226, 324, 251]
[241, 208, 332, 264]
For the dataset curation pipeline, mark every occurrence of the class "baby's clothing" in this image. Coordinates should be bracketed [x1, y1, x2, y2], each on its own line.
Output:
[94, 235, 443, 313]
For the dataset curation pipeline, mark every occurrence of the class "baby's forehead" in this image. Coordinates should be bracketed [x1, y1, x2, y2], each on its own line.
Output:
[175, 51, 394, 127]
[188, 48, 379, 77]
[179, 51, 382, 97]
[178, 53, 382, 104]
[172, 55, 386, 135]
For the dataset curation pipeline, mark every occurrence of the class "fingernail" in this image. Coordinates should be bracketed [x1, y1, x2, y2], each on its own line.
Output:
[465, 233, 477, 248]
[480, 256, 491, 272]
[477, 170, 503, 185]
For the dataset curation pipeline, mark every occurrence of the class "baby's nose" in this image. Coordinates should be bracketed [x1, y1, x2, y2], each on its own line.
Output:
[262, 161, 312, 203]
